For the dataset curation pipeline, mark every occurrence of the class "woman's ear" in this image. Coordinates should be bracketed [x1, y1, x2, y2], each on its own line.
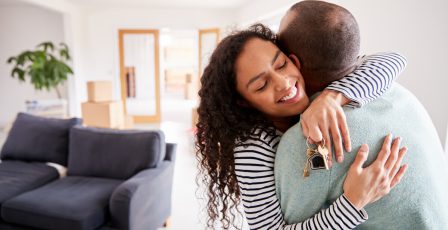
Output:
[289, 54, 301, 69]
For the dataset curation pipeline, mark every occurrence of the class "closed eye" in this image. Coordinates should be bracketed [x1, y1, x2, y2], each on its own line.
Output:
[278, 59, 288, 69]
[256, 81, 267, 91]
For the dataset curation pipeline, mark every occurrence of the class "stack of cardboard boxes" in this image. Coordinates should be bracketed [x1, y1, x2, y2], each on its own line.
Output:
[81, 81, 133, 129]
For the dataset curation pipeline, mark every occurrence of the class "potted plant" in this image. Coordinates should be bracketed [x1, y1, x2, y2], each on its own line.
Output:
[7, 42, 73, 117]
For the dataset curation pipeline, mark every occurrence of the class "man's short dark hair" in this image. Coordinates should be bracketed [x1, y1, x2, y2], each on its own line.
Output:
[278, 0, 360, 76]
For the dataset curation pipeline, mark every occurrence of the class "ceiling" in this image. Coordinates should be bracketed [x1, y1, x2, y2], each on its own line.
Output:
[64, 0, 251, 9]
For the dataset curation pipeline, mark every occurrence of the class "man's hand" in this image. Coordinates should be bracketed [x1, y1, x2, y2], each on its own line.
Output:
[301, 89, 351, 164]
[343, 134, 408, 209]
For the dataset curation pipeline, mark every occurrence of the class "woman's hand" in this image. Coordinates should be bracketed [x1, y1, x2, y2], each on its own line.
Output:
[301, 89, 351, 164]
[343, 134, 408, 210]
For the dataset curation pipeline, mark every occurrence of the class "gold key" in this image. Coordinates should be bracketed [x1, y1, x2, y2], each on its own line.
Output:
[303, 138, 330, 177]
[303, 146, 315, 177]
[306, 148, 316, 157]
[317, 144, 330, 170]
[303, 163, 310, 177]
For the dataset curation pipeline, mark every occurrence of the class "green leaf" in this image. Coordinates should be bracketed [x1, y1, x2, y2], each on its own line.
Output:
[11, 67, 25, 82]
[7, 57, 17, 64]
[16, 51, 31, 66]
[59, 43, 71, 60]
[37, 42, 54, 53]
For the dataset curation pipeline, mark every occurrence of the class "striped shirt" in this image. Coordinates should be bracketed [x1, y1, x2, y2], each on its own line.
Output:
[234, 52, 407, 230]
[328, 52, 407, 108]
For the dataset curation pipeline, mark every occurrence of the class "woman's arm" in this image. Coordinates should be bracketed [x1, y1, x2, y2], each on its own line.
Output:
[301, 52, 407, 162]
[326, 52, 407, 107]
[234, 131, 407, 230]
[234, 130, 364, 229]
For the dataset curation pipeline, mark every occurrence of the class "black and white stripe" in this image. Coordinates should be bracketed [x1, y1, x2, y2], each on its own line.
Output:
[233, 52, 406, 229]
[235, 130, 367, 230]
[327, 52, 407, 108]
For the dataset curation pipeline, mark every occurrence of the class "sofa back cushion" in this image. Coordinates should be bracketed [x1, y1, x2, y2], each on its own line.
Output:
[67, 126, 166, 180]
[0, 113, 81, 166]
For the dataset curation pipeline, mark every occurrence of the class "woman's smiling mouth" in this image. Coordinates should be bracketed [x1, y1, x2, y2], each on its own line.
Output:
[278, 82, 301, 104]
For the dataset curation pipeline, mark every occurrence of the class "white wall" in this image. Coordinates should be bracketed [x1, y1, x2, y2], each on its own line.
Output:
[82, 8, 235, 103]
[339, 0, 448, 144]
[445, 122, 448, 155]
[21, 0, 88, 119]
[237, 0, 297, 26]
[0, 3, 66, 125]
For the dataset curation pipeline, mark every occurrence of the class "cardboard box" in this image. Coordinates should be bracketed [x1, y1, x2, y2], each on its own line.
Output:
[81, 101, 123, 129]
[87, 81, 113, 102]
[121, 114, 134, 129]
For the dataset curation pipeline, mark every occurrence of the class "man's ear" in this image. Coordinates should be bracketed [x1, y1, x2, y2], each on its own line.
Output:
[289, 54, 301, 69]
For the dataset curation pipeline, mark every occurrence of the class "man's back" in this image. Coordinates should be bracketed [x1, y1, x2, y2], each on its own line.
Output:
[275, 84, 448, 229]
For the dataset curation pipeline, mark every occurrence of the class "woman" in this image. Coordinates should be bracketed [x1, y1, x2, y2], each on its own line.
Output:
[196, 24, 407, 229]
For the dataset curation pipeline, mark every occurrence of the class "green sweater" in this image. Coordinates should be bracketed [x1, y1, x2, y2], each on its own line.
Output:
[275, 84, 448, 229]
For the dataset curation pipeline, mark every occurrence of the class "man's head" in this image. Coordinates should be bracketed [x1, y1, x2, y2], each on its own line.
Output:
[278, 0, 360, 95]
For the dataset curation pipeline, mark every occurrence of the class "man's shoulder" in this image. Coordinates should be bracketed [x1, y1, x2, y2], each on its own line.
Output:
[343, 83, 423, 117]
[279, 122, 306, 146]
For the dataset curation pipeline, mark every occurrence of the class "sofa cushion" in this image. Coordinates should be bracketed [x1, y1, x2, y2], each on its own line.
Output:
[68, 126, 165, 180]
[0, 220, 32, 230]
[0, 161, 59, 206]
[1, 176, 123, 230]
[0, 113, 81, 166]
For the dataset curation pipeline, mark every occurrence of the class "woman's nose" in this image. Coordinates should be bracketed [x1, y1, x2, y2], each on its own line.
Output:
[273, 73, 290, 92]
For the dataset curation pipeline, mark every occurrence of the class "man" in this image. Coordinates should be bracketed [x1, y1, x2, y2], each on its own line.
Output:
[275, 1, 448, 229]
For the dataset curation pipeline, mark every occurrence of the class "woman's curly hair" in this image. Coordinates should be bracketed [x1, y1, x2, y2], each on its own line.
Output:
[195, 23, 278, 229]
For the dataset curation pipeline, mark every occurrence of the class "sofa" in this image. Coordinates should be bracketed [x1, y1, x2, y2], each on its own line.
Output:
[0, 113, 176, 230]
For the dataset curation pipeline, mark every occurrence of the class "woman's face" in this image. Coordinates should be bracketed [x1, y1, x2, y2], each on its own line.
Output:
[235, 38, 309, 120]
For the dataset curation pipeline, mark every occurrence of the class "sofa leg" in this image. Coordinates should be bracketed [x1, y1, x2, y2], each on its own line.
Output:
[163, 217, 172, 228]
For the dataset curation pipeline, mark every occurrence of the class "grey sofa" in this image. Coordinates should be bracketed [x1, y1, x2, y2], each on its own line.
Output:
[0, 113, 176, 230]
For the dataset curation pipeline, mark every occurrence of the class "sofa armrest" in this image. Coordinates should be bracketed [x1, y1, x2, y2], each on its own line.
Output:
[109, 156, 175, 230]
[164, 143, 177, 162]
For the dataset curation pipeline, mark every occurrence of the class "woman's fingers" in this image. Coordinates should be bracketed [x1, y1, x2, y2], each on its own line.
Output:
[389, 147, 407, 179]
[308, 125, 323, 143]
[375, 133, 393, 166]
[390, 164, 408, 189]
[350, 144, 369, 171]
[321, 127, 333, 166]
[330, 118, 343, 163]
[337, 110, 351, 152]
[301, 122, 309, 140]
[384, 137, 402, 173]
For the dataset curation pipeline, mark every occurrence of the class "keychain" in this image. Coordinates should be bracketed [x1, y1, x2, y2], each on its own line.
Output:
[303, 137, 330, 177]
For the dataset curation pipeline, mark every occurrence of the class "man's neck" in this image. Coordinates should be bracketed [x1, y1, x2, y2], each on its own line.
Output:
[303, 63, 357, 96]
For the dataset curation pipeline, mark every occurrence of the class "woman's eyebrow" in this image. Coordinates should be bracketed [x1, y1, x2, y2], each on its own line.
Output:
[246, 50, 282, 89]
[271, 50, 281, 65]
[246, 72, 264, 89]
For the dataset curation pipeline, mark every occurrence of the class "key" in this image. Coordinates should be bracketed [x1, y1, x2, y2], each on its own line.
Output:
[303, 162, 310, 177]
[306, 147, 316, 157]
[304, 145, 316, 177]
[317, 144, 330, 170]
